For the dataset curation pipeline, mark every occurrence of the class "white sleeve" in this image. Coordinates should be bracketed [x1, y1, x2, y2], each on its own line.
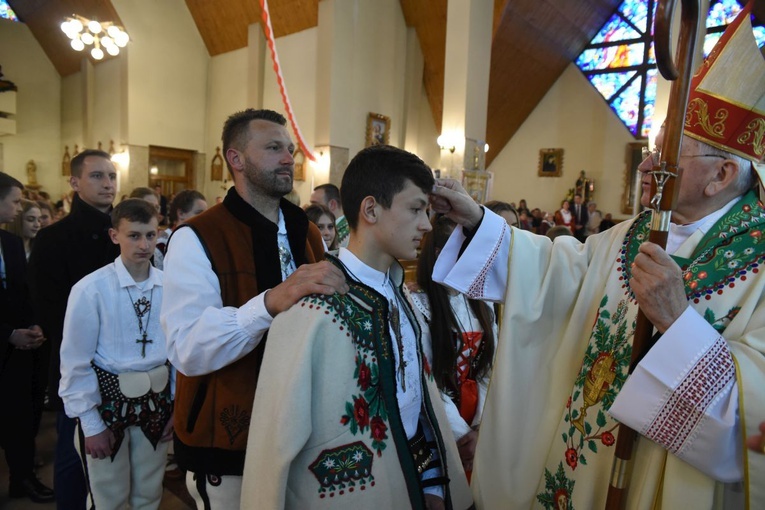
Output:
[58, 282, 106, 438]
[432, 208, 512, 303]
[609, 306, 741, 482]
[161, 227, 273, 376]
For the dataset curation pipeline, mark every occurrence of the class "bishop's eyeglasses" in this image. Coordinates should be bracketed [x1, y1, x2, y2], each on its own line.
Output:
[641, 147, 727, 167]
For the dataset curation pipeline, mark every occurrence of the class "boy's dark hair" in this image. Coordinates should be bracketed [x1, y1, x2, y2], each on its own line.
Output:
[313, 183, 341, 205]
[129, 187, 157, 200]
[111, 198, 158, 228]
[221, 109, 287, 174]
[0, 172, 23, 199]
[169, 189, 206, 225]
[71, 149, 111, 178]
[341, 145, 434, 230]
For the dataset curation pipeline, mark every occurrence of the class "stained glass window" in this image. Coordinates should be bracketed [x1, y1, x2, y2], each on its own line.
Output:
[575, 0, 657, 138]
[704, 0, 765, 57]
[577, 0, 764, 139]
[0, 0, 19, 22]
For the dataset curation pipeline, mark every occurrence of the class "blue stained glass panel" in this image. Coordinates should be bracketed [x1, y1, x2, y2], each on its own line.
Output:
[576, 43, 645, 71]
[620, 0, 650, 33]
[589, 71, 636, 101]
[592, 14, 642, 43]
[576, 0, 656, 137]
[707, 0, 744, 28]
[0, 0, 19, 21]
[703, 33, 724, 57]
[641, 69, 658, 137]
[754, 26, 765, 48]
[611, 76, 643, 135]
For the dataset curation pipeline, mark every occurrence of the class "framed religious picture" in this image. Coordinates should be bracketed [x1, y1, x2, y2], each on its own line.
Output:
[462, 170, 493, 204]
[538, 148, 564, 177]
[365, 112, 390, 147]
[293, 146, 305, 181]
[62, 145, 71, 176]
[621, 141, 647, 215]
[211, 147, 224, 181]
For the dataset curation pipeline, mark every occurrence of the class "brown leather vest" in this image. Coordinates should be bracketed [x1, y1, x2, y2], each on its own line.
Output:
[173, 202, 325, 475]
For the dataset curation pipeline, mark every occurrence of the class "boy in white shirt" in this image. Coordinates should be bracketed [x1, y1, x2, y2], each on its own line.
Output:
[59, 198, 173, 510]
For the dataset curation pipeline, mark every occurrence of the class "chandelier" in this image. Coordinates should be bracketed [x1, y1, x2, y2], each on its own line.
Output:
[60, 15, 129, 61]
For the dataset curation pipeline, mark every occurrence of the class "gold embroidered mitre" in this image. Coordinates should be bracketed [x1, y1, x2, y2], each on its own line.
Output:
[684, 2, 765, 165]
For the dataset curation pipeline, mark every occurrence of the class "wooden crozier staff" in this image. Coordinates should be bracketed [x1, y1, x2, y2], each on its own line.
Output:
[604, 0, 700, 508]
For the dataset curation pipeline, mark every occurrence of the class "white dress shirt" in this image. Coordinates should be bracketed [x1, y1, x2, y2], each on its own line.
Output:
[161, 208, 295, 377]
[59, 256, 169, 437]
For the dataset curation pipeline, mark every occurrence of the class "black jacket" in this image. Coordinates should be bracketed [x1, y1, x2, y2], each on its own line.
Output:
[0, 230, 35, 359]
[28, 193, 119, 408]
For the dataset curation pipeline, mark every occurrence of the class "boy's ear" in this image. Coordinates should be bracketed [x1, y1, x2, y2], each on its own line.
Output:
[359, 196, 378, 225]
[108, 227, 119, 245]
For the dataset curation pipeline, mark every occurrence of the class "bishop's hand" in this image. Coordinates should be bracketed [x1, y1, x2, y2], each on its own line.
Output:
[430, 179, 483, 230]
[264, 261, 349, 316]
[630, 242, 689, 333]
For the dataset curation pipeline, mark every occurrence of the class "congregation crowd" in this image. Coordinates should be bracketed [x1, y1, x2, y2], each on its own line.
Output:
[1, 5, 765, 510]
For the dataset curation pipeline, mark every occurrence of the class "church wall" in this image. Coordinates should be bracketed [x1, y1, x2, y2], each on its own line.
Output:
[114, 0, 209, 153]
[262, 27, 318, 206]
[203, 47, 249, 203]
[0, 18, 62, 195]
[487, 64, 638, 219]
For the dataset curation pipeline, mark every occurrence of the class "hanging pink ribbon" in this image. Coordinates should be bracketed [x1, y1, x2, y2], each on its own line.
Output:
[259, 0, 317, 162]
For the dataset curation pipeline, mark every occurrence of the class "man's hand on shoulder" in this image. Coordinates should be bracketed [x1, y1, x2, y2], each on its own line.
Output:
[430, 179, 483, 230]
[264, 261, 349, 316]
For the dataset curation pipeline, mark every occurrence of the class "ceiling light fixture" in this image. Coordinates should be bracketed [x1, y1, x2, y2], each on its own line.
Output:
[61, 15, 129, 61]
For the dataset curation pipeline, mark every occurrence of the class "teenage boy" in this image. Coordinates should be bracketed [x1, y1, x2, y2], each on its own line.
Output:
[29, 149, 120, 509]
[59, 199, 173, 509]
[242, 145, 472, 510]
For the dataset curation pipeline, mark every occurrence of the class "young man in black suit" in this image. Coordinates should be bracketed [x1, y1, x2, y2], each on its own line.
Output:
[0, 172, 54, 503]
[29, 150, 120, 509]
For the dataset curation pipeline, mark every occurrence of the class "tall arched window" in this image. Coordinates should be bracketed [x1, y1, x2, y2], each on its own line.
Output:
[576, 0, 764, 139]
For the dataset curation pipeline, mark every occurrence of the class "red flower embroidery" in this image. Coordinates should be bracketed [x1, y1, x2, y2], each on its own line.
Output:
[601, 431, 615, 446]
[751, 230, 762, 238]
[698, 271, 708, 280]
[358, 362, 371, 391]
[743, 204, 751, 212]
[565, 448, 578, 470]
[370, 416, 387, 442]
[353, 397, 369, 429]
[566, 396, 572, 409]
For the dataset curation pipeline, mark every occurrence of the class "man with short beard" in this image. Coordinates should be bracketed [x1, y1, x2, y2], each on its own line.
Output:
[161, 109, 348, 509]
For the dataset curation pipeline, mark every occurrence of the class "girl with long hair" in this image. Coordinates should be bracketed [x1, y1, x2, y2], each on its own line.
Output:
[304, 203, 338, 251]
[407, 215, 496, 478]
[5, 199, 42, 260]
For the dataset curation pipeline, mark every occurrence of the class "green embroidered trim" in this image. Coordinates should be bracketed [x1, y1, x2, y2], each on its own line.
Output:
[302, 290, 392, 457]
[336, 216, 350, 245]
[561, 297, 631, 473]
[619, 191, 765, 304]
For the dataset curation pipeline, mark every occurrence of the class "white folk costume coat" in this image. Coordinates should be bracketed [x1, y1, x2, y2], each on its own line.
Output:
[434, 191, 765, 509]
[241, 255, 472, 510]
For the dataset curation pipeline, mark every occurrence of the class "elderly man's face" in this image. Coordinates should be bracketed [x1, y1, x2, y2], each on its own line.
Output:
[638, 126, 726, 220]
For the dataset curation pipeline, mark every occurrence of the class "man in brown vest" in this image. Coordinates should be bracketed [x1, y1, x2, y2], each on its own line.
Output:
[161, 109, 348, 508]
